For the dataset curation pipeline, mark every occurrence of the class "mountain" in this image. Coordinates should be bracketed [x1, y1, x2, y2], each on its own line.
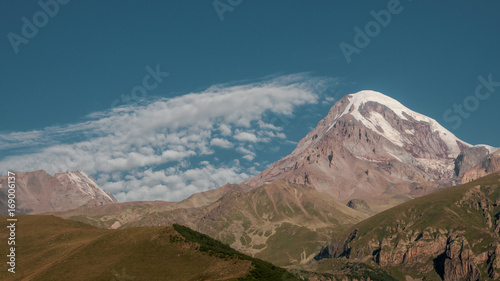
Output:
[48, 90, 499, 268]
[0, 170, 116, 215]
[313, 172, 500, 281]
[245, 90, 498, 211]
[0, 215, 299, 281]
[53, 181, 368, 266]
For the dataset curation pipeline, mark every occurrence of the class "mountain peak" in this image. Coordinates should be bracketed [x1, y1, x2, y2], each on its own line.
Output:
[245, 91, 496, 204]
[348, 90, 399, 104]
[327, 90, 469, 155]
[341, 90, 434, 125]
[54, 170, 116, 203]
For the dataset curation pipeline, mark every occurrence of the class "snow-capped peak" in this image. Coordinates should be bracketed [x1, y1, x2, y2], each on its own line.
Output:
[331, 90, 470, 155]
[343, 90, 429, 122]
[55, 170, 115, 203]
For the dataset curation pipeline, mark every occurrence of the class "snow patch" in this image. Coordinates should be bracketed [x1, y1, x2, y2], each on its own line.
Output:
[63, 170, 114, 202]
[365, 111, 405, 146]
[326, 114, 340, 133]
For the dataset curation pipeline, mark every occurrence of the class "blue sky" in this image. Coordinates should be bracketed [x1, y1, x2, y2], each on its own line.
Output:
[1, 1, 499, 201]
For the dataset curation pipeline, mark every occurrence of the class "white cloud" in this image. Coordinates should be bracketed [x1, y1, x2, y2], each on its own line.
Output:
[242, 154, 255, 161]
[104, 163, 255, 202]
[0, 74, 334, 202]
[257, 120, 281, 130]
[233, 131, 259, 142]
[322, 96, 336, 105]
[236, 146, 256, 161]
[218, 124, 232, 136]
[210, 138, 233, 148]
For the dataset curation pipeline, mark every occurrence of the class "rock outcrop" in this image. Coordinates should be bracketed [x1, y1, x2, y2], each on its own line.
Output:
[454, 146, 490, 177]
[462, 150, 500, 184]
[346, 199, 373, 214]
[441, 234, 480, 281]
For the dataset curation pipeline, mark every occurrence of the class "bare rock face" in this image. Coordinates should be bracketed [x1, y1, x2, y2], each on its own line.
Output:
[245, 91, 494, 209]
[454, 146, 490, 177]
[462, 150, 500, 184]
[0, 170, 116, 215]
[487, 243, 500, 279]
[378, 228, 448, 270]
[441, 235, 480, 281]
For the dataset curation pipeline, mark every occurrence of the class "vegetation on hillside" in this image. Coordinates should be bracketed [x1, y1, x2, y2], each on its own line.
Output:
[173, 223, 300, 280]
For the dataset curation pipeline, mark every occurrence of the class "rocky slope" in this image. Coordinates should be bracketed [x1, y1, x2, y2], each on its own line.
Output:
[0, 170, 116, 215]
[245, 91, 498, 211]
[314, 172, 500, 280]
[53, 181, 368, 266]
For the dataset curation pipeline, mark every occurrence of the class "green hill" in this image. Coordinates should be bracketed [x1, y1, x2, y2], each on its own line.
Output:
[0, 215, 298, 280]
[313, 172, 500, 280]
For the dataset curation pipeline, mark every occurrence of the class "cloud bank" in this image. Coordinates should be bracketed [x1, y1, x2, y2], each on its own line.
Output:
[0, 74, 335, 202]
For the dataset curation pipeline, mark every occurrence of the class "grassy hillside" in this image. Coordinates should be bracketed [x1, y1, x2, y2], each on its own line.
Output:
[0, 215, 299, 280]
[344, 172, 500, 250]
[312, 172, 500, 280]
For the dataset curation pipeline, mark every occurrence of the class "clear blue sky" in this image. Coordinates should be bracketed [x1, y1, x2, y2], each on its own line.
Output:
[1, 1, 499, 201]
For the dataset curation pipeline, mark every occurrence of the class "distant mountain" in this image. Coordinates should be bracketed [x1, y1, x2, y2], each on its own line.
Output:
[53, 181, 368, 266]
[0, 170, 116, 215]
[0, 215, 298, 280]
[314, 172, 500, 281]
[245, 90, 499, 211]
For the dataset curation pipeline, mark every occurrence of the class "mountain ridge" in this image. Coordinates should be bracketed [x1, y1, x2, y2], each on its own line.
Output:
[53, 180, 369, 266]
